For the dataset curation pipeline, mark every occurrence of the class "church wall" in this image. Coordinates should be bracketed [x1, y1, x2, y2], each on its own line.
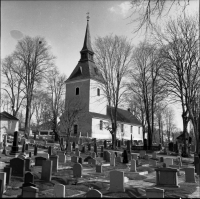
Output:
[89, 79, 107, 115]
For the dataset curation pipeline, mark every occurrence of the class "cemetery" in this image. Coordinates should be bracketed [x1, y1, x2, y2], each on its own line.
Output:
[0, 132, 198, 198]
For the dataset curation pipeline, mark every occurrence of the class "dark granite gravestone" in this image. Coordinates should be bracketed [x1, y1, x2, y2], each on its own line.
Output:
[60, 138, 64, 146]
[103, 151, 107, 160]
[10, 157, 25, 177]
[29, 152, 32, 158]
[48, 146, 52, 156]
[35, 157, 47, 166]
[21, 143, 25, 153]
[94, 143, 98, 156]
[0, 179, 2, 198]
[81, 146, 85, 153]
[88, 143, 91, 151]
[34, 145, 37, 156]
[115, 152, 118, 157]
[104, 140, 107, 148]
[127, 140, 131, 153]
[9, 131, 19, 155]
[25, 158, 31, 171]
[78, 157, 83, 164]
[160, 157, 164, 162]
[25, 144, 29, 151]
[24, 172, 34, 184]
[34, 134, 36, 140]
[123, 150, 129, 164]
[118, 140, 121, 148]
[3, 166, 12, 185]
[105, 151, 111, 162]
[84, 156, 92, 162]
[73, 142, 76, 149]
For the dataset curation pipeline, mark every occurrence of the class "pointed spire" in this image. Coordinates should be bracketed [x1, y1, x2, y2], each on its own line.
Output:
[81, 12, 93, 53]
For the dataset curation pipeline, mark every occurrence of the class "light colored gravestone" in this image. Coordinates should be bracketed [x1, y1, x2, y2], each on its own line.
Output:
[185, 167, 196, 183]
[37, 153, 49, 159]
[50, 155, 59, 172]
[144, 154, 149, 160]
[91, 152, 96, 159]
[132, 154, 138, 160]
[41, 160, 52, 182]
[86, 189, 102, 198]
[0, 172, 6, 193]
[164, 158, 173, 167]
[155, 167, 179, 188]
[146, 187, 164, 198]
[110, 170, 125, 192]
[116, 156, 122, 163]
[152, 152, 157, 159]
[130, 160, 137, 172]
[54, 184, 65, 198]
[22, 186, 39, 198]
[169, 165, 181, 176]
[59, 154, 66, 163]
[73, 163, 82, 178]
[88, 158, 96, 165]
[140, 150, 146, 158]
[71, 156, 78, 163]
[110, 153, 115, 166]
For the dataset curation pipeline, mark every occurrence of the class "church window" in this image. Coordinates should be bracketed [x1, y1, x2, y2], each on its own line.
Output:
[74, 125, 78, 135]
[97, 88, 100, 96]
[100, 120, 103, 130]
[121, 124, 124, 132]
[131, 126, 133, 134]
[76, 87, 79, 95]
[138, 127, 140, 134]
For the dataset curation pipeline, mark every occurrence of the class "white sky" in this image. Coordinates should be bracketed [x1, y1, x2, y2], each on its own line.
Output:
[1, 0, 199, 130]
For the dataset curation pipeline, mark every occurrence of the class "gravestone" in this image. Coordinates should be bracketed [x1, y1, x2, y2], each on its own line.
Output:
[78, 157, 83, 164]
[104, 140, 107, 148]
[71, 156, 78, 163]
[185, 167, 196, 183]
[117, 140, 121, 148]
[91, 152, 96, 159]
[127, 140, 131, 153]
[10, 157, 25, 177]
[116, 156, 122, 163]
[160, 157, 164, 162]
[41, 160, 52, 182]
[60, 138, 64, 146]
[48, 146, 52, 156]
[50, 155, 59, 172]
[155, 167, 179, 188]
[105, 151, 111, 163]
[81, 146, 85, 153]
[84, 156, 92, 162]
[110, 170, 125, 192]
[75, 150, 80, 157]
[132, 154, 138, 160]
[94, 143, 98, 155]
[25, 144, 29, 151]
[25, 158, 31, 171]
[96, 165, 102, 173]
[150, 159, 157, 167]
[0, 172, 6, 193]
[146, 187, 164, 198]
[73, 142, 76, 149]
[3, 166, 12, 185]
[24, 172, 34, 184]
[73, 163, 82, 178]
[103, 151, 107, 161]
[34, 145, 37, 156]
[139, 150, 146, 159]
[164, 158, 173, 167]
[59, 153, 66, 163]
[88, 158, 96, 165]
[152, 152, 157, 159]
[29, 152, 32, 158]
[22, 186, 39, 198]
[54, 184, 65, 198]
[144, 154, 149, 160]
[9, 131, 19, 156]
[123, 150, 128, 164]
[67, 142, 72, 152]
[88, 143, 91, 151]
[110, 154, 115, 166]
[35, 156, 47, 166]
[37, 153, 49, 159]
[194, 156, 199, 175]
[86, 189, 102, 198]
[130, 160, 137, 172]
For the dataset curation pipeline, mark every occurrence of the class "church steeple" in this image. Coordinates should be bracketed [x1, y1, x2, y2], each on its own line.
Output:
[80, 13, 94, 62]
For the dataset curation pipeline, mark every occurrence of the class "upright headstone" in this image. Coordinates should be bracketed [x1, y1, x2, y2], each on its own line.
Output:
[146, 188, 164, 198]
[81, 146, 85, 153]
[109, 170, 125, 192]
[139, 150, 146, 159]
[105, 151, 111, 163]
[160, 157, 164, 163]
[10, 157, 25, 177]
[185, 167, 196, 183]
[152, 152, 157, 159]
[54, 184, 65, 198]
[88, 158, 97, 165]
[94, 143, 98, 155]
[35, 156, 47, 166]
[29, 152, 32, 158]
[24, 172, 34, 184]
[25, 144, 29, 151]
[130, 160, 137, 172]
[71, 156, 78, 163]
[88, 143, 91, 151]
[25, 158, 31, 171]
[127, 140, 131, 153]
[0, 172, 6, 193]
[78, 157, 83, 164]
[73, 142, 76, 149]
[22, 186, 39, 198]
[50, 155, 59, 172]
[3, 166, 12, 185]
[9, 131, 19, 156]
[164, 158, 173, 167]
[34, 145, 37, 156]
[86, 189, 102, 198]
[91, 152, 96, 159]
[67, 142, 72, 152]
[73, 163, 82, 178]
[41, 160, 52, 182]
[104, 140, 107, 149]
[110, 155, 115, 167]
[48, 146, 52, 156]
[96, 165, 102, 173]
[123, 150, 128, 164]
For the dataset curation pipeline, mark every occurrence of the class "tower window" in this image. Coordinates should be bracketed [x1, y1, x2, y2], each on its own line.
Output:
[76, 87, 79, 95]
[138, 127, 140, 134]
[121, 124, 124, 132]
[74, 125, 78, 135]
[100, 120, 103, 130]
[97, 88, 100, 96]
[131, 126, 133, 134]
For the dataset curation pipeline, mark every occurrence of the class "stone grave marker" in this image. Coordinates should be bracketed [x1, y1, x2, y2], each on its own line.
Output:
[123, 150, 128, 164]
[73, 163, 82, 178]
[94, 143, 98, 155]
[110, 155, 115, 167]
[78, 157, 83, 164]
[88, 158, 96, 165]
[103, 151, 107, 161]
[3, 166, 11, 185]
[105, 151, 111, 163]
[132, 154, 138, 160]
[88, 143, 91, 151]
[35, 156, 47, 166]
[54, 184, 65, 198]
[0, 172, 6, 193]
[146, 187, 164, 198]
[116, 156, 122, 163]
[41, 160, 52, 182]
[24, 172, 34, 184]
[29, 152, 32, 158]
[86, 189, 102, 198]
[152, 152, 157, 159]
[91, 152, 96, 159]
[71, 156, 78, 163]
[104, 140, 107, 148]
[22, 186, 39, 198]
[67, 142, 72, 152]
[73, 142, 76, 149]
[48, 146, 52, 156]
[155, 167, 179, 188]
[164, 158, 173, 167]
[81, 146, 85, 153]
[130, 159, 137, 172]
[50, 155, 59, 172]
[34, 145, 37, 156]
[25, 144, 29, 151]
[139, 150, 146, 159]
[59, 153, 66, 163]
[84, 156, 92, 162]
[37, 153, 49, 159]
[96, 164, 102, 173]
[25, 158, 31, 171]
[185, 167, 196, 183]
[150, 159, 157, 167]
[110, 170, 125, 192]
[9, 131, 20, 156]
[160, 157, 164, 162]
[10, 157, 25, 177]
[144, 154, 149, 160]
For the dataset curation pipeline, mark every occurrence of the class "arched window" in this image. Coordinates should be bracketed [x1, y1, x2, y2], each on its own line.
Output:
[97, 88, 100, 96]
[74, 125, 78, 135]
[76, 87, 79, 95]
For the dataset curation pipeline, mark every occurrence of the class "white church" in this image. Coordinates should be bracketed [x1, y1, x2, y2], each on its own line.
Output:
[61, 18, 143, 142]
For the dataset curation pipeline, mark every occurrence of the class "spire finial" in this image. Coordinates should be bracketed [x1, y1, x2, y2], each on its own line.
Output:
[86, 12, 90, 21]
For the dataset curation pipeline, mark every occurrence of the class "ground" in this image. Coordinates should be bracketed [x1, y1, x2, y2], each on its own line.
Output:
[0, 140, 199, 198]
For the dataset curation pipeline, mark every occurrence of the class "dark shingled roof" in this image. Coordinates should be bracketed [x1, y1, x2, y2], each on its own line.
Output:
[0, 111, 19, 121]
[90, 106, 142, 126]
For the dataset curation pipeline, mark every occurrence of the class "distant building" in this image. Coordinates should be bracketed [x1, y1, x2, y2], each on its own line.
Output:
[0, 111, 19, 142]
[60, 17, 143, 142]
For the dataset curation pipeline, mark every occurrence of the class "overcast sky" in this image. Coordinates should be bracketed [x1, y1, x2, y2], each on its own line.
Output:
[1, 0, 199, 130]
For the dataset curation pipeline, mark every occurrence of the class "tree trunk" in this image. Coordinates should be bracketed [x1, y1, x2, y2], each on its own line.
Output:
[182, 114, 189, 157]
[25, 99, 31, 139]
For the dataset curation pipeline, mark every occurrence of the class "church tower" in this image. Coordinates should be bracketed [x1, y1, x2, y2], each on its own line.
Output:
[64, 15, 107, 136]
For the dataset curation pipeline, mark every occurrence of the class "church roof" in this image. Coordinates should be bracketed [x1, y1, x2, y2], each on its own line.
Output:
[90, 106, 142, 126]
[0, 111, 19, 121]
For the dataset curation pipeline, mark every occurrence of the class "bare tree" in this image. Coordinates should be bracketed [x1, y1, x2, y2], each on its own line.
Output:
[94, 35, 134, 149]
[1, 55, 26, 117]
[12, 36, 55, 138]
[128, 41, 167, 149]
[155, 13, 199, 156]
[129, 0, 191, 32]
